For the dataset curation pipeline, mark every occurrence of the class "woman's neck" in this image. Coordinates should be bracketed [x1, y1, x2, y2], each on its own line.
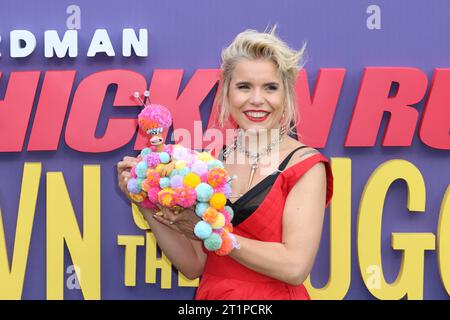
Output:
[237, 127, 283, 155]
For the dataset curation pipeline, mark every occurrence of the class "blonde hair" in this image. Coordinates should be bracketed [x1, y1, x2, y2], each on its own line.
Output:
[217, 25, 306, 135]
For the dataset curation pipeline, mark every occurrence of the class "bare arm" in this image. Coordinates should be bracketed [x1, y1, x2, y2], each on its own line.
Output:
[140, 208, 207, 279]
[228, 156, 327, 286]
[117, 157, 207, 279]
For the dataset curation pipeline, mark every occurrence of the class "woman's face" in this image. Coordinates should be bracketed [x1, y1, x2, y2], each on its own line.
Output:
[227, 58, 285, 134]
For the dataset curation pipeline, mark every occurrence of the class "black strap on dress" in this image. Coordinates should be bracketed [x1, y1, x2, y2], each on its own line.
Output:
[226, 145, 309, 226]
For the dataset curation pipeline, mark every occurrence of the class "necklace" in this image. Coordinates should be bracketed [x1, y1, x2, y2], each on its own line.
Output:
[223, 128, 285, 193]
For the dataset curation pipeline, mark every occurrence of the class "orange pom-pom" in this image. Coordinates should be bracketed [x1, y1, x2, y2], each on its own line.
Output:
[129, 191, 146, 203]
[202, 207, 219, 223]
[215, 233, 233, 256]
[223, 223, 233, 233]
[158, 188, 177, 208]
[207, 167, 227, 188]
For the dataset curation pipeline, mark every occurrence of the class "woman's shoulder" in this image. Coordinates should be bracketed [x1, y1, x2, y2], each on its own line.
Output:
[282, 137, 323, 170]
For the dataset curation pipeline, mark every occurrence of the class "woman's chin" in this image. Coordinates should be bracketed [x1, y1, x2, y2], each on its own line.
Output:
[239, 124, 276, 135]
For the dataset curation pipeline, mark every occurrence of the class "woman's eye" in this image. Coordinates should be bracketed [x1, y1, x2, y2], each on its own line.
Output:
[237, 85, 249, 90]
[266, 85, 278, 91]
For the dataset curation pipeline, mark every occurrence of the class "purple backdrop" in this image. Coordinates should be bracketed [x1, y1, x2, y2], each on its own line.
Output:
[0, 0, 448, 299]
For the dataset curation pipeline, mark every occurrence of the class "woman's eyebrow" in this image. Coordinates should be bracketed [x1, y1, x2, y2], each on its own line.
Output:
[264, 82, 280, 86]
[235, 81, 280, 86]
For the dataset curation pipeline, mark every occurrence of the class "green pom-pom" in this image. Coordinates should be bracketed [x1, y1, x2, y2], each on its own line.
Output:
[159, 152, 170, 164]
[204, 233, 222, 251]
[141, 148, 151, 156]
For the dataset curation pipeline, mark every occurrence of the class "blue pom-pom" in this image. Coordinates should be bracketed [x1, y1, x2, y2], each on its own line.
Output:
[127, 178, 141, 194]
[204, 233, 222, 251]
[178, 167, 191, 176]
[224, 205, 234, 221]
[135, 161, 148, 178]
[194, 221, 212, 240]
[141, 148, 151, 157]
[136, 177, 145, 187]
[195, 202, 209, 218]
[207, 159, 224, 170]
[195, 183, 214, 202]
[159, 152, 170, 164]
[169, 169, 179, 178]
[159, 177, 171, 188]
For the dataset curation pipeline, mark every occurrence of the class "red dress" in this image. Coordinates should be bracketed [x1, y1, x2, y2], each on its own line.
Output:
[195, 148, 334, 300]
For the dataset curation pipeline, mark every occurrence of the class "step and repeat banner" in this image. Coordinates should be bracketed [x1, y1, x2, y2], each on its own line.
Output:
[0, 0, 449, 300]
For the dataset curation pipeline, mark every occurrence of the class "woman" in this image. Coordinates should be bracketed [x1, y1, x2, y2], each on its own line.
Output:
[117, 27, 333, 300]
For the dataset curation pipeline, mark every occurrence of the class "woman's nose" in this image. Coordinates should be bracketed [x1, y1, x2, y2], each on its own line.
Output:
[249, 89, 264, 105]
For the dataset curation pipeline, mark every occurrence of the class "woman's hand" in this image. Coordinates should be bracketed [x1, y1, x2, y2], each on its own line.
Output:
[153, 205, 202, 240]
[117, 156, 138, 195]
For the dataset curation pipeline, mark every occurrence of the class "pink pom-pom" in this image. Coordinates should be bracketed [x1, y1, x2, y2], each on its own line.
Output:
[158, 188, 177, 208]
[130, 166, 137, 179]
[146, 170, 161, 187]
[141, 197, 157, 209]
[138, 104, 172, 133]
[200, 172, 208, 183]
[147, 187, 161, 204]
[214, 185, 226, 194]
[145, 153, 161, 167]
[221, 208, 231, 225]
[163, 144, 174, 154]
[174, 185, 197, 208]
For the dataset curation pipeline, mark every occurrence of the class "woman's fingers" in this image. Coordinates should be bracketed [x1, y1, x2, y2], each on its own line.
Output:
[117, 157, 138, 174]
[153, 214, 181, 232]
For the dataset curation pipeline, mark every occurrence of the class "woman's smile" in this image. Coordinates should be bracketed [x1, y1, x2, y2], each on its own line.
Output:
[243, 110, 271, 122]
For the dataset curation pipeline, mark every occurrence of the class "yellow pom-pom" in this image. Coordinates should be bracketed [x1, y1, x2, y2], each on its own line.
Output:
[175, 160, 186, 170]
[197, 151, 214, 162]
[210, 193, 226, 210]
[183, 173, 201, 188]
[211, 213, 225, 229]
[155, 163, 165, 174]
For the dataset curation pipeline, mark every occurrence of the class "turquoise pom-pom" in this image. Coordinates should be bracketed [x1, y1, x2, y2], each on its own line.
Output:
[204, 233, 222, 251]
[194, 221, 212, 240]
[141, 148, 151, 157]
[195, 202, 210, 218]
[224, 205, 234, 221]
[178, 167, 191, 176]
[169, 169, 179, 178]
[207, 159, 224, 170]
[195, 183, 214, 202]
[135, 161, 148, 178]
[136, 177, 145, 188]
[159, 152, 170, 164]
[159, 177, 171, 188]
